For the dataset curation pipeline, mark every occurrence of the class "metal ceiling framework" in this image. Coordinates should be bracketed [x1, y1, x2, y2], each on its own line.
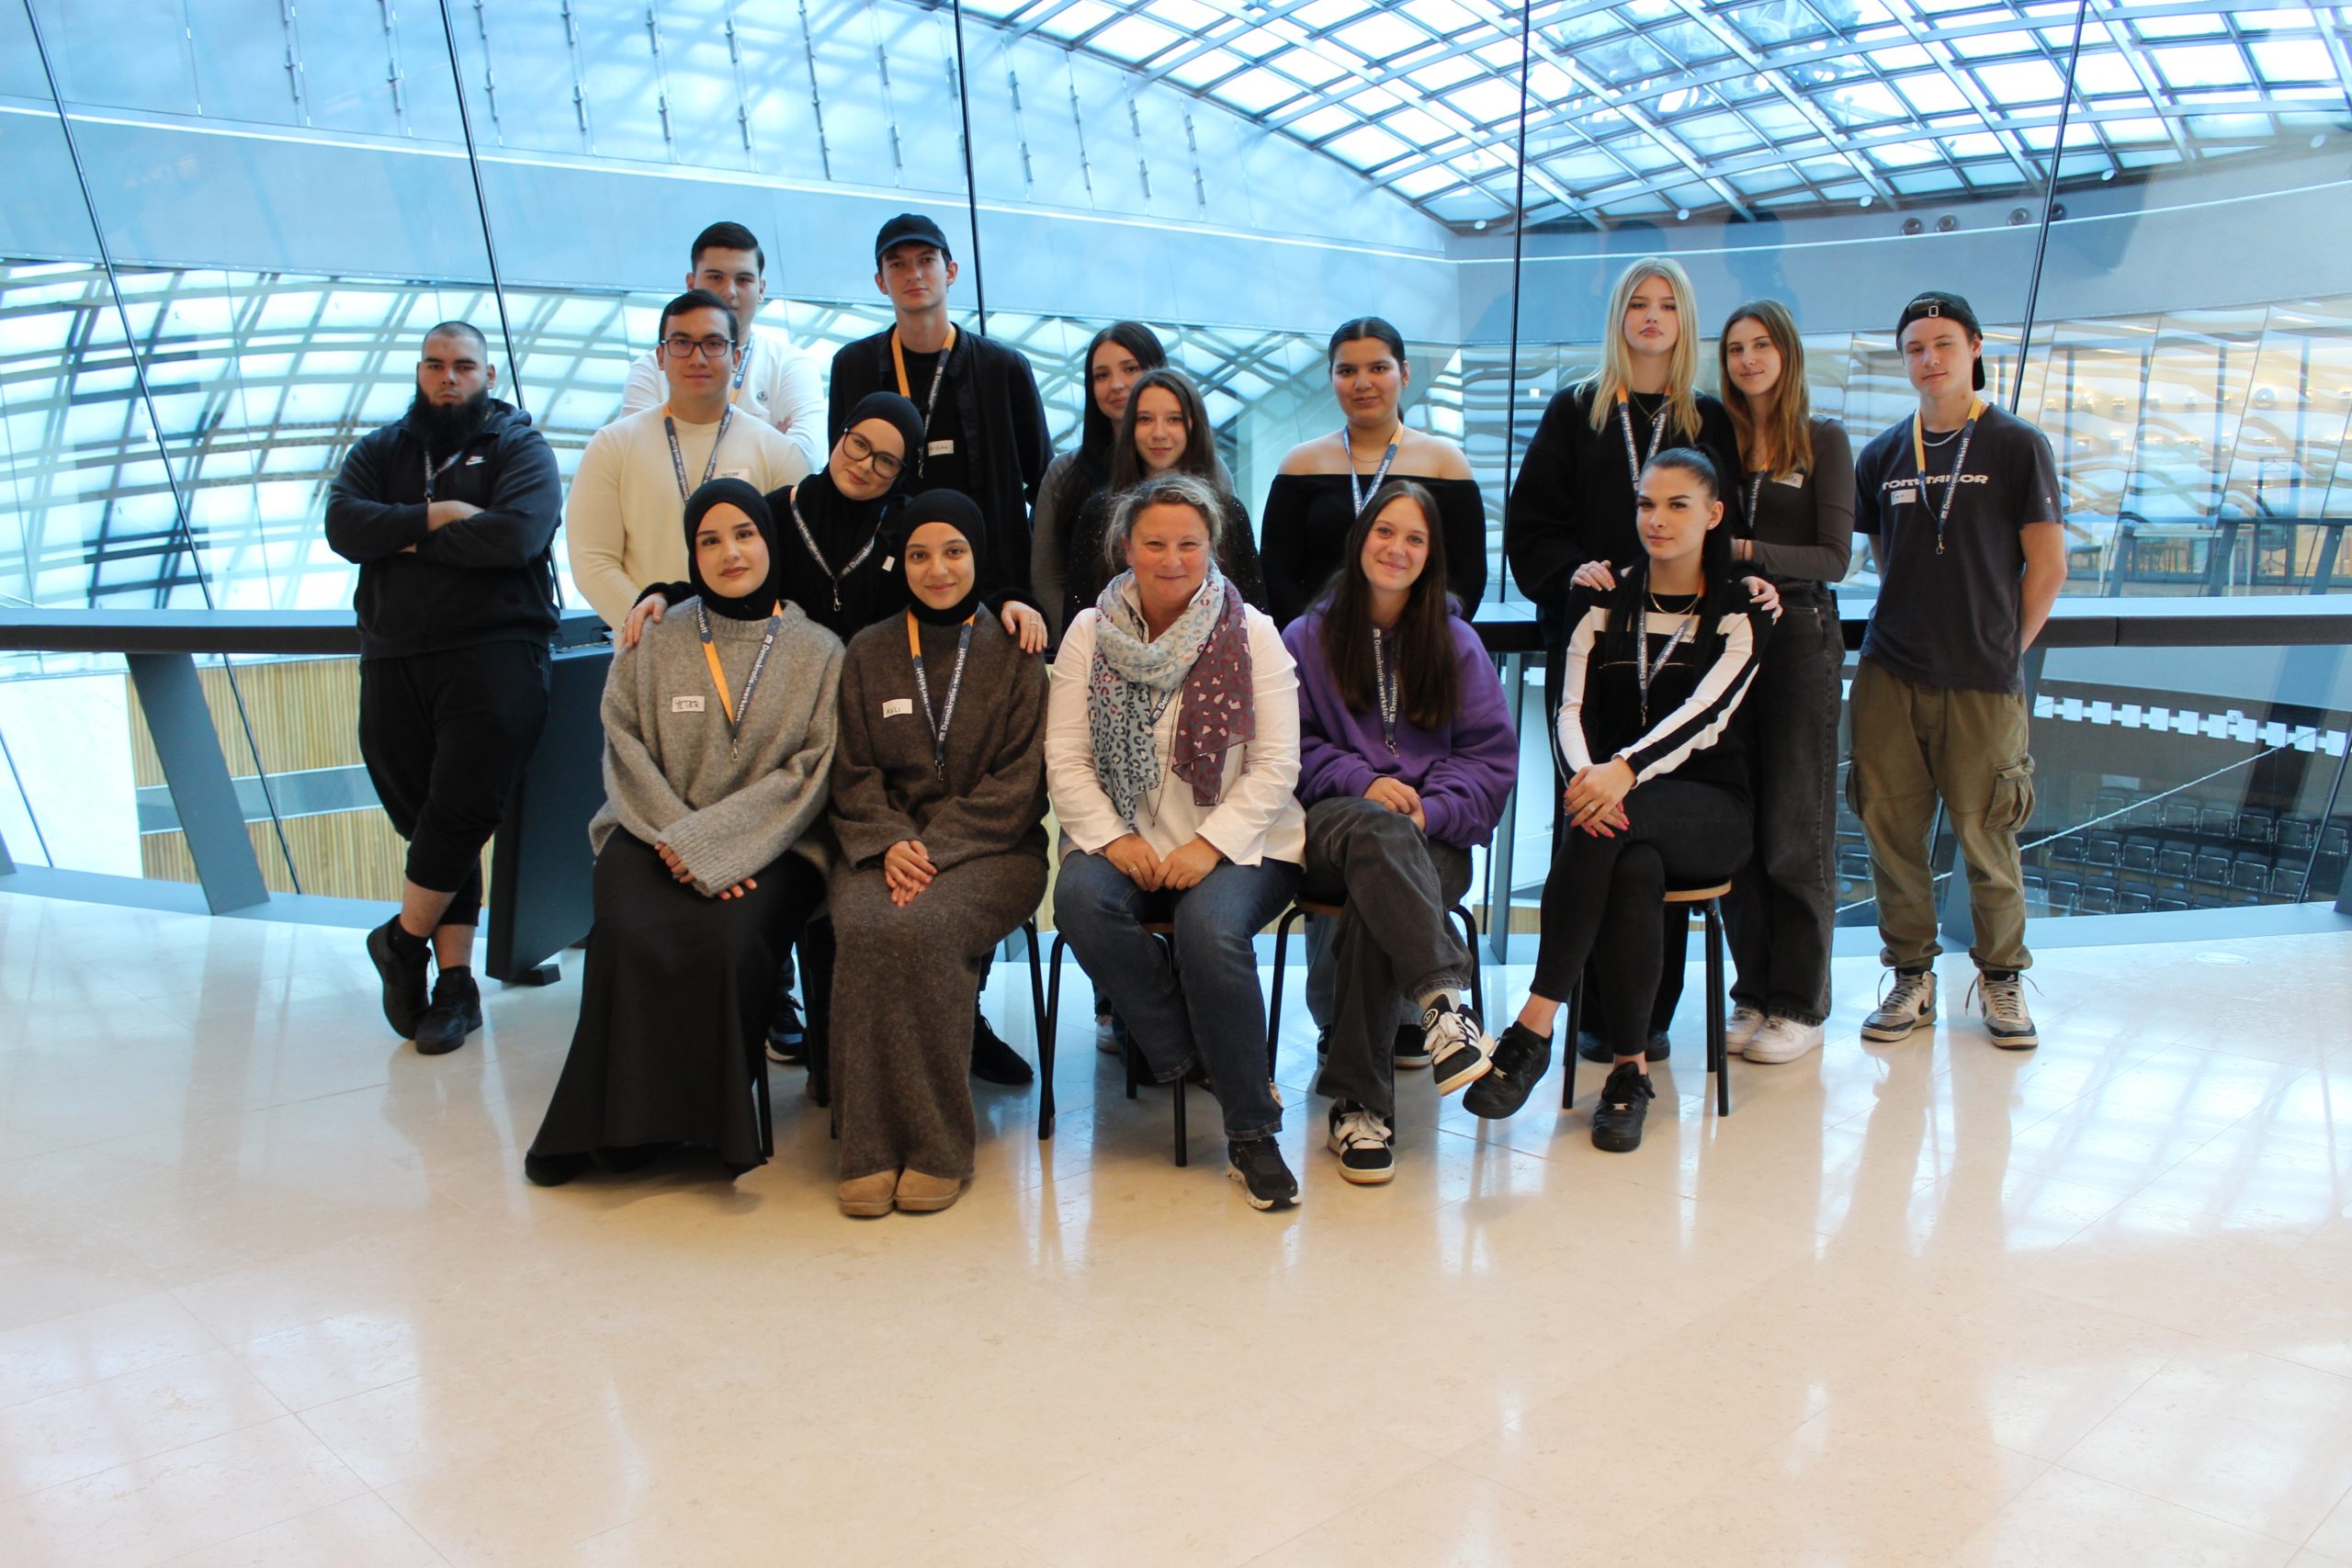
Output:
[956, 0, 2352, 229]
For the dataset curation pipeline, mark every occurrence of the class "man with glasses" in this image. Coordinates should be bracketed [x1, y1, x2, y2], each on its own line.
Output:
[569, 288, 807, 628]
[617, 220, 824, 477]
[327, 321, 560, 1055]
[827, 213, 1053, 604]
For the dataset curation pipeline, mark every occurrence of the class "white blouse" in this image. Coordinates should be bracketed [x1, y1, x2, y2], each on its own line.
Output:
[1046, 581, 1306, 867]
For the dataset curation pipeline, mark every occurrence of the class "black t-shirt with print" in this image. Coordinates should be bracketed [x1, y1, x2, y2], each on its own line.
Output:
[1853, 402, 2061, 695]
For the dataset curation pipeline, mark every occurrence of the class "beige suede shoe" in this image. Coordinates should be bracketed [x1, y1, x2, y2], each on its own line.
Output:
[838, 1170, 898, 1217]
[894, 1169, 965, 1213]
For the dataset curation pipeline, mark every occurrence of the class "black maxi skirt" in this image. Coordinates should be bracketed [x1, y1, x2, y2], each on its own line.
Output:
[527, 831, 825, 1171]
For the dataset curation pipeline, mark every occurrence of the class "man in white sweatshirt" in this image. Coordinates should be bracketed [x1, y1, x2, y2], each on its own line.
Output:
[615, 220, 825, 476]
[569, 288, 807, 628]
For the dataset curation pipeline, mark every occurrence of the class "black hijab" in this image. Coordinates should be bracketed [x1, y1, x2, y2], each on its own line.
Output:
[889, 490, 990, 627]
[786, 391, 923, 570]
[682, 478, 783, 622]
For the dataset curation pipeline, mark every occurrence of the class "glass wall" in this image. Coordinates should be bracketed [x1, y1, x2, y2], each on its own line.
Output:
[2, 0, 2346, 918]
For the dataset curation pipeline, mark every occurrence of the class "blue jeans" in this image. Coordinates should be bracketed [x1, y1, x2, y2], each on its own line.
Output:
[1053, 851, 1301, 1141]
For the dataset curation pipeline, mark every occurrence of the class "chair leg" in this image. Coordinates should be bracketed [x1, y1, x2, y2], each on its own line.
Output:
[1451, 905, 1485, 1026]
[1025, 920, 1051, 1140]
[1266, 905, 1304, 1080]
[1563, 981, 1582, 1110]
[1172, 1066, 1188, 1167]
[752, 1048, 774, 1160]
[1706, 902, 1731, 1116]
[1041, 934, 1067, 1141]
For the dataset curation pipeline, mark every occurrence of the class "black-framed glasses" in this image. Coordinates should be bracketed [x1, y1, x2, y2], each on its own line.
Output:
[842, 429, 905, 479]
[662, 334, 735, 360]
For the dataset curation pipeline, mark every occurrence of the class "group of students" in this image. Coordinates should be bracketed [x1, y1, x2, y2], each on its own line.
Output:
[324, 210, 2065, 1215]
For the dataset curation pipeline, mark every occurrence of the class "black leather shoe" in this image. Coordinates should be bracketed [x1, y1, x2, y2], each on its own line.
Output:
[970, 1008, 1034, 1086]
[524, 1151, 587, 1187]
[1463, 1022, 1551, 1120]
[413, 968, 482, 1055]
[366, 918, 430, 1039]
[1577, 1028, 1670, 1064]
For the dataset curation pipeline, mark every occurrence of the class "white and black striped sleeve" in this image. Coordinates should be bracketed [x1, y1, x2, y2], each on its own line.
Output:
[1615, 610, 1762, 784]
[1553, 603, 1609, 774]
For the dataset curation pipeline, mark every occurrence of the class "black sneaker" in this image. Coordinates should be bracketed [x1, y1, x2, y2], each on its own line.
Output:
[1326, 1101, 1395, 1185]
[366, 917, 430, 1039]
[1462, 1021, 1551, 1120]
[765, 992, 806, 1066]
[523, 1150, 587, 1187]
[413, 967, 482, 1056]
[1578, 1027, 1670, 1064]
[1589, 1062, 1657, 1153]
[970, 1008, 1035, 1086]
[1392, 1021, 1432, 1068]
[1227, 1136, 1300, 1210]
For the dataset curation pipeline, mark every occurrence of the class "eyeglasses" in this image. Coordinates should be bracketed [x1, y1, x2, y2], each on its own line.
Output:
[662, 334, 735, 360]
[841, 429, 905, 479]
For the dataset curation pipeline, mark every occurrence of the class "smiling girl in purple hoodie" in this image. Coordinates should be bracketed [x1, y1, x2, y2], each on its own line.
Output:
[1281, 479, 1519, 1184]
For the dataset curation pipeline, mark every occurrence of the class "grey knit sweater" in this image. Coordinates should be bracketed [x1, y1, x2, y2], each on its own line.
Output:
[589, 597, 843, 896]
[830, 613, 1048, 873]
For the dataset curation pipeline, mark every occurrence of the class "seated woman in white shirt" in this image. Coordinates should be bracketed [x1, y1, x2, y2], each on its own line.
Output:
[1046, 473, 1306, 1211]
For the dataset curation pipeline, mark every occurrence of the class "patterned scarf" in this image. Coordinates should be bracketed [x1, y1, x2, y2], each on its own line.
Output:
[1087, 570, 1255, 824]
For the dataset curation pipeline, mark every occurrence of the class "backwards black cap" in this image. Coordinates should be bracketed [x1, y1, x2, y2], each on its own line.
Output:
[1896, 291, 1986, 390]
[875, 212, 953, 267]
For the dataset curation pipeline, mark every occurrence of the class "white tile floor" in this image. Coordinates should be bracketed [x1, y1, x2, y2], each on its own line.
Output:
[1, 889, 2348, 1567]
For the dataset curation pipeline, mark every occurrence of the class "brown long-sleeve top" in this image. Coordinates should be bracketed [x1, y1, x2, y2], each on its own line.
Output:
[828, 610, 1049, 873]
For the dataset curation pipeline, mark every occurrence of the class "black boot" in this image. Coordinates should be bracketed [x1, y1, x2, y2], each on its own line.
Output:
[366, 918, 430, 1039]
[970, 1007, 1034, 1086]
[413, 967, 482, 1055]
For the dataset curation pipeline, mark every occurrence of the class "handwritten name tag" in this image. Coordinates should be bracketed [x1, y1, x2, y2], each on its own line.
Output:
[672, 695, 707, 713]
[882, 697, 914, 718]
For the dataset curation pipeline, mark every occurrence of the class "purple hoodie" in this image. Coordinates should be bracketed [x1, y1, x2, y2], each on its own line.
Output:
[1283, 609, 1519, 850]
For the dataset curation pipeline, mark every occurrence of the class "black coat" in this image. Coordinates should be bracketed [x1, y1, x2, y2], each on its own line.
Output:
[828, 326, 1053, 602]
[324, 400, 563, 660]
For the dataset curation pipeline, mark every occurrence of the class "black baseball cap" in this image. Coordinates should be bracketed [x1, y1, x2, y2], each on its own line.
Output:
[1896, 290, 1986, 389]
[875, 212, 952, 266]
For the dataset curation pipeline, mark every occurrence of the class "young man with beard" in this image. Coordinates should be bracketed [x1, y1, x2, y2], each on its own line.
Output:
[569, 288, 806, 628]
[1849, 291, 2066, 1052]
[326, 321, 562, 1055]
[616, 220, 825, 477]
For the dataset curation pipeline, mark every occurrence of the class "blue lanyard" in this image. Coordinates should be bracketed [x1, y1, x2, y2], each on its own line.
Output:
[1344, 423, 1400, 517]
[695, 600, 782, 762]
[665, 404, 735, 504]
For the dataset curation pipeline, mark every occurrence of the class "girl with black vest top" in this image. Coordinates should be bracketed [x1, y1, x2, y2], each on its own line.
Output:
[1506, 258, 1764, 1065]
[621, 393, 1046, 1089]
[1060, 367, 1266, 631]
[525, 479, 841, 1186]
[1032, 322, 1164, 643]
[828, 491, 1049, 1217]
[1260, 318, 1487, 628]
[1467, 450, 1770, 1154]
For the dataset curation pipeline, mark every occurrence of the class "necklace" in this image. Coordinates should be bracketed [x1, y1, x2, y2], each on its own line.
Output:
[1920, 425, 1962, 448]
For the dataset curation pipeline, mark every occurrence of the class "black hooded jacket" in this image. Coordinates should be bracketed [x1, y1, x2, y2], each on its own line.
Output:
[325, 399, 563, 660]
[828, 326, 1052, 602]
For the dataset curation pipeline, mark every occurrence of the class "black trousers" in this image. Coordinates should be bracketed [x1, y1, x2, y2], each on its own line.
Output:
[1531, 778, 1751, 1058]
[1544, 642, 1687, 1040]
[357, 641, 550, 926]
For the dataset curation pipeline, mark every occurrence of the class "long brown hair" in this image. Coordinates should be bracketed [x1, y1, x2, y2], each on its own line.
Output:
[1108, 367, 1224, 493]
[1316, 479, 1462, 731]
[1718, 299, 1815, 476]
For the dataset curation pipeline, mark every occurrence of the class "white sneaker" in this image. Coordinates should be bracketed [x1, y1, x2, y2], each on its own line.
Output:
[1968, 972, 2041, 1051]
[1743, 1016, 1824, 1063]
[1725, 1005, 1768, 1052]
[1420, 997, 1496, 1095]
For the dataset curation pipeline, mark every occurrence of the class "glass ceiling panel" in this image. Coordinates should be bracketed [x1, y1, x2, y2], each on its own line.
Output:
[960, 0, 2337, 231]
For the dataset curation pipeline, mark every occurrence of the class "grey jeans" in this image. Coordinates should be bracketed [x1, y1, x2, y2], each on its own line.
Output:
[1724, 591, 1843, 1024]
[1298, 797, 1475, 1120]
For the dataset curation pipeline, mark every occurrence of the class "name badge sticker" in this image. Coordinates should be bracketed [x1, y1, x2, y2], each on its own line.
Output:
[882, 697, 915, 718]
[1887, 485, 1917, 508]
[719, 468, 752, 482]
[672, 695, 707, 713]
[927, 439, 956, 457]
[1772, 472, 1803, 488]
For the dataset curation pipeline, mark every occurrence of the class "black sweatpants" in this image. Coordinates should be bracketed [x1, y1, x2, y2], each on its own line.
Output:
[1530, 778, 1751, 1059]
[357, 641, 551, 926]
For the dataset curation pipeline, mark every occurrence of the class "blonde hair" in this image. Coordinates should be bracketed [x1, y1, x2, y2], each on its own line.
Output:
[1582, 257, 1703, 443]
[1718, 299, 1815, 477]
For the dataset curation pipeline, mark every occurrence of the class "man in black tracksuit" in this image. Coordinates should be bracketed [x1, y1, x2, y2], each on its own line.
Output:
[326, 321, 562, 1055]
